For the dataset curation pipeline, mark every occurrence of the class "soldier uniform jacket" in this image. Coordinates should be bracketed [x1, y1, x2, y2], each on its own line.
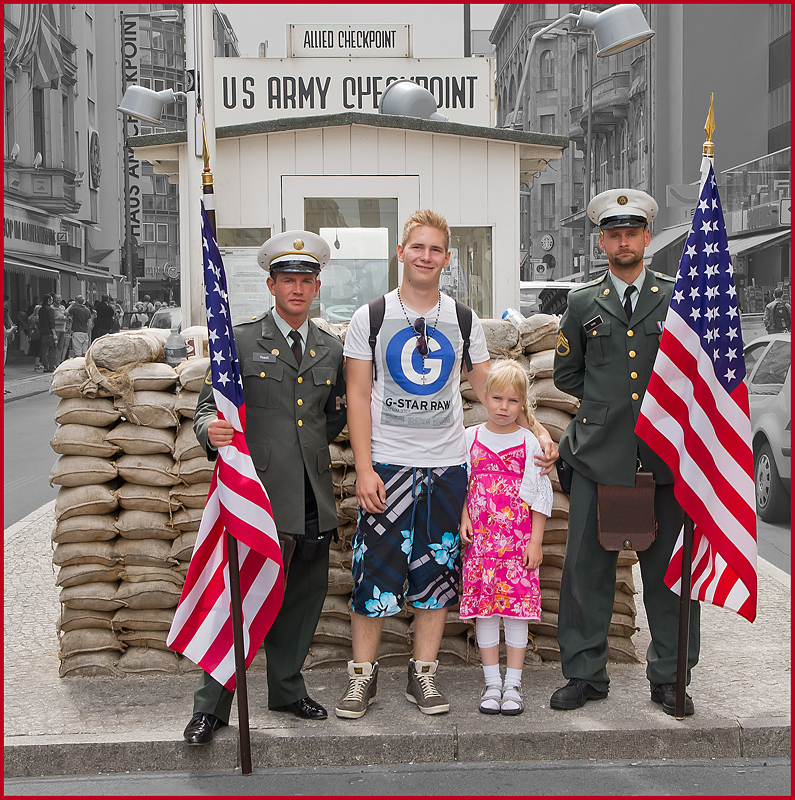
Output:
[194, 311, 346, 536]
[553, 268, 675, 488]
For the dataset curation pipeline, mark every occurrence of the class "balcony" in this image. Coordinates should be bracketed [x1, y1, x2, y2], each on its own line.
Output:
[581, 71, 630, 133]
[4, 165, 81, 215]
[568, 104, 585, 142]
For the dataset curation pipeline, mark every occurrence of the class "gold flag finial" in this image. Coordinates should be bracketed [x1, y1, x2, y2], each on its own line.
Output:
[201, 118, 213, 187]
[703, 93, 715, 158]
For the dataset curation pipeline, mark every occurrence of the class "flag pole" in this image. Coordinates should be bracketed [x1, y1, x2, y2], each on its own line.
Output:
[674, 94, 716, 720]
[201, 121, 253, 775]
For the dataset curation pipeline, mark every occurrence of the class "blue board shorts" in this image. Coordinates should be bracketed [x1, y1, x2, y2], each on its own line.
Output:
[351, 463, 467, 617]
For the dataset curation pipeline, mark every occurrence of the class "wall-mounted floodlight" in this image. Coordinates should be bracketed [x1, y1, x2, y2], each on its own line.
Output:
[508, 3, 654, 127]
[378, 78, 449, 123]
[118, 85, 188, 125]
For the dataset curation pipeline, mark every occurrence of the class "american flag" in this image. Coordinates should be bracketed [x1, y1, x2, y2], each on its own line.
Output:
[636, 159, 757, 622]
[167, 202, 284, 689]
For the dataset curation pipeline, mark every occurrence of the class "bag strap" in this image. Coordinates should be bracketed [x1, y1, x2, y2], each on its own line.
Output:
[368, 295, 386, 381]
[455, 299, 473, 372]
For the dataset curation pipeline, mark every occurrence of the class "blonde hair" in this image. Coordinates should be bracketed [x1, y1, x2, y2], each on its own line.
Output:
[484, 359, 537, 432]
[401, 209, 451, 252]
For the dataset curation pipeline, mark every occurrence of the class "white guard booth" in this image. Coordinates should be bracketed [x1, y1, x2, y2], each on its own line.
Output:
[130, 112, 567, 326]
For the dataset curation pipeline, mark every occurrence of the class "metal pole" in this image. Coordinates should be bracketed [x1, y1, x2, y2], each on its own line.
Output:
[121, 11, 133, 294]
[675, 513, 695, 719]
[463, 4, 471, 57]
[583, 35, 594, 282]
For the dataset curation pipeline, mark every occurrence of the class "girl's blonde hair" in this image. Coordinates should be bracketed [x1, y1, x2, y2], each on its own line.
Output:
[484, 359, 537, 433]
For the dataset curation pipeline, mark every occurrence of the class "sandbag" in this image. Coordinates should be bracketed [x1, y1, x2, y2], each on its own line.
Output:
[90, 329, 168, 371]
[327, 565, 354, 595]
[112, 607, 175, 632]
[337, 496, 359, 524]
[52, 514, 117, 544]
[115, 509, 178, 540]
[175, 390, 201, 419]
[127, 362, 178, 391]
[115, 483, 172, 514]
[50, 424, 120, 458]
[55, 397, 121, 427]
[518, 314, 559, 353]
[534, 407, 573, 444]
[178, 456, 214, 484]
[176, 357, 211, 392]
[329, 442, 355, 467]
[463, 402, 489, 428]
[115, 391, 179, 428]
[116, 453, 179, 486]
[173, 424, 205, 461]
[540, 517, 568, 545]
[49, 455, 117, 487]
[551, 491, 570, 519]
[59, 651, 122, 677]
[527, 349, 555, 379]
[105, 423, 175, 455]
[529, 378, 580, 414]
[59, 581, 125, 611]
[170, 506, 204, 532]
[51, 357, 91, 398]
[53, 541, 119, 567]
[59, 606, 115, 632]
[114, 580, 182, 609]
[117, 647, 181, 674]
[111, 537, 178, 566]
[59, 628, 125, 659]
[56, 563, 123, 587]
[117, 629, 172, 650]
[328, 547, 352, 571]
[320, 594, 352, 620]
[168, 531, 198, 562]
[118, 565, 183, 585]
[169, 483, 210, 509]
[480, 319, 520, 356]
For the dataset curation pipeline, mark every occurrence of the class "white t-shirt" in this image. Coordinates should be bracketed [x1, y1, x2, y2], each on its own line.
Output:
[344, 290, 489, 467]
[465, 424, 553, 517]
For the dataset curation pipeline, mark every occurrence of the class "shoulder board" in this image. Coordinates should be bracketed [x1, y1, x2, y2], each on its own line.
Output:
[653, 271, 676, 283]
[569, 275, 604, 294]
[237, 312, 268, 327]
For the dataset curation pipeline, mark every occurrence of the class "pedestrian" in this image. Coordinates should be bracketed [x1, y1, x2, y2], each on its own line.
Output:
[24, 297, 44, 371]
[129, 303, 148, 329]
[182, 230, 347, 745]
[38, 294, 58, 372]
[92, 295, 115, 341]
[4, 295, 18, 372]
[334, 209, 558, 719]
[458, 359, 552, 716]
[551, 188, 700, 717]
[763, 287, 790, 333]
[67, 296, 92, 357]
[52, 294, 70, 366]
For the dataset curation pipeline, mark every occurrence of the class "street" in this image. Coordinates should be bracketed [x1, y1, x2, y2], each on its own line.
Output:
[3, 757, 790, 796]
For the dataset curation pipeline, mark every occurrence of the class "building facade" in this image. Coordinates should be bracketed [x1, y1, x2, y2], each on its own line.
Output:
[490, 3, 790, 308]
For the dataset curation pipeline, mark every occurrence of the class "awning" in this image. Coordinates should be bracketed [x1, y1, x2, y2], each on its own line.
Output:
[4, 258, 59, 278]
[728, 229, 790, 258]
[645, 222, 691, 258]
[4, 253, 112, 282]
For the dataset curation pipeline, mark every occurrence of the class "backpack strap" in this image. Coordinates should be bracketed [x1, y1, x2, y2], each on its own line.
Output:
[455, 299, 473, 372]
[368, 295, 386, 381]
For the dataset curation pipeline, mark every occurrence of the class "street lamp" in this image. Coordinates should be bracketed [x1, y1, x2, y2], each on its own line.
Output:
[119, 8, 182, 303]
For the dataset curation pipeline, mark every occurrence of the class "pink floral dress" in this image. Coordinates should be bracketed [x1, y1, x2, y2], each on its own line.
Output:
[460, 429, 541, 620]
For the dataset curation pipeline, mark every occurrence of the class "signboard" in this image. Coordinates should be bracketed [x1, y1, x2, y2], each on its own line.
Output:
[220, 247, 273, 325]
[215, 57, 495, 127]
[3, 203, 61, 257]
[780, 197, 791, 226]
[289, 25, 411, 58]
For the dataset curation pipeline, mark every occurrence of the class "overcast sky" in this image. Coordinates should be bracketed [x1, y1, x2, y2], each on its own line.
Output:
[217, 4, 503, 59]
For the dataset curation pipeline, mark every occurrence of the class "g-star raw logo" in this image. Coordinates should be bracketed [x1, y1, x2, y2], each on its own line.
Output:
[385, 326, 455, 396]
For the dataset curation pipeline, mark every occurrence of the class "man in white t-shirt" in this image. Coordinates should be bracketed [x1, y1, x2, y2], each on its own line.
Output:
[335, 209, 558, 719]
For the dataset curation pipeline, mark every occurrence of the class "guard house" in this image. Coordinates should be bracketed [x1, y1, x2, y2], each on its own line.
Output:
[130, 112, 567, 325]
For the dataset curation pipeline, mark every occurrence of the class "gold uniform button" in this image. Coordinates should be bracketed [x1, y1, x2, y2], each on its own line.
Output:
[297, 376, 303, 384]
[271, 349, 279, 356]
[328, 463, 332, 469]
[592, 330, 597, 336]
[651, 286, 660, 293]
[260, 371, 265, 378]
[603, 288, 611, 296]
[632, 393, 639, 401]
[326, 379, 331, 385]
[631, 371, 638, 379]
[627, 329, 634, 337]
[251, 315, 257, 320]
[582, 418, 587, 424]
[309, 349, 316, 358]
[297, 420, 303, 427]
[629, 350, 636, 358]
[297, 399, 303, 406]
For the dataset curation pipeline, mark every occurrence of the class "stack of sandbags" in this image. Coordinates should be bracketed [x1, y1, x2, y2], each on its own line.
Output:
[50, 338, 214, 677]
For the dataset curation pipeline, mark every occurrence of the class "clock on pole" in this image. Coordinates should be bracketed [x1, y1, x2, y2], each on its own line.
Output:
[541, 233, 554, 251]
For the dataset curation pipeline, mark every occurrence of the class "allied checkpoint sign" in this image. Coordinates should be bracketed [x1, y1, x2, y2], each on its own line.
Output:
[288, 24, 412, 58]
[214, 56, 496, 127]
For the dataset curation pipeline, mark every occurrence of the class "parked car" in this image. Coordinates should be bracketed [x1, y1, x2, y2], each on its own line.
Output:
[743, 333, 791, 523]
[148, 306, 182, 331]
[519, 281, 579, 317]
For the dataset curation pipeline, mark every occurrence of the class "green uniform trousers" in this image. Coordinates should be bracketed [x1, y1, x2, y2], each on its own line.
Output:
[558, 470, 700, 693]
[192, 543, 330, 722]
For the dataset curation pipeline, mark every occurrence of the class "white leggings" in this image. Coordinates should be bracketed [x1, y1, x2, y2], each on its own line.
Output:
[475, 615, 529, 650]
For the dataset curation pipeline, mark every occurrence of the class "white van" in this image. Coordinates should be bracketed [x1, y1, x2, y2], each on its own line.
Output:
[519, 281, 580, 317]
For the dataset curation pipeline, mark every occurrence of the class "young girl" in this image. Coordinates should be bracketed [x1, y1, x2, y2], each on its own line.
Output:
[459, 359, 553, 715]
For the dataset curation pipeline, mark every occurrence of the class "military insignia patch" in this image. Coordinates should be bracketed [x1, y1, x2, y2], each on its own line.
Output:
[556, 331, 570, 356]
[205, 373, 212, 385]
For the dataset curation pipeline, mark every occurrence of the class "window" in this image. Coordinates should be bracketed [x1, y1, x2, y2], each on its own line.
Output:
[154, 78, 165, 93]
[5, 80, 14, 158]
[32, 88, 46, 168]
[157, 224, 169, 242]
[139, 77, 151, 89]
[154, 175, 168, 194]
[635, 108, 647, 183]
[539, 50, 555, 91]
[540, 114, 555, 134]
[750, 341, 790, 389]
[541, 184, 556, 230]
[143, 223, 155, 242]
[447, 227, 493, 318]
[62, 93, 76, 171]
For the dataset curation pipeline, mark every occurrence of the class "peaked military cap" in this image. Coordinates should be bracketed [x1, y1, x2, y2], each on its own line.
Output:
[257, 230, 331, 274]
[588, 188, 658, 230]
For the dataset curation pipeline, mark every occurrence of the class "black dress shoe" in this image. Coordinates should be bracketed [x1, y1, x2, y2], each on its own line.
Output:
[183, 712, 227, 745]
[651, 683, 694, 716]
[272, 696, 328, 720]
[550, 678, 609, 710]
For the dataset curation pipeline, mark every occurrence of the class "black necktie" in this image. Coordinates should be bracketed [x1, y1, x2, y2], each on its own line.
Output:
[289, 330, 302, 367]
[623, 286, 636, 321]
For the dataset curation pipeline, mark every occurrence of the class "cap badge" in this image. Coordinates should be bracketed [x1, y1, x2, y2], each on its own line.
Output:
[617, 195, 628, 205]
[293, 239, 305, 250]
